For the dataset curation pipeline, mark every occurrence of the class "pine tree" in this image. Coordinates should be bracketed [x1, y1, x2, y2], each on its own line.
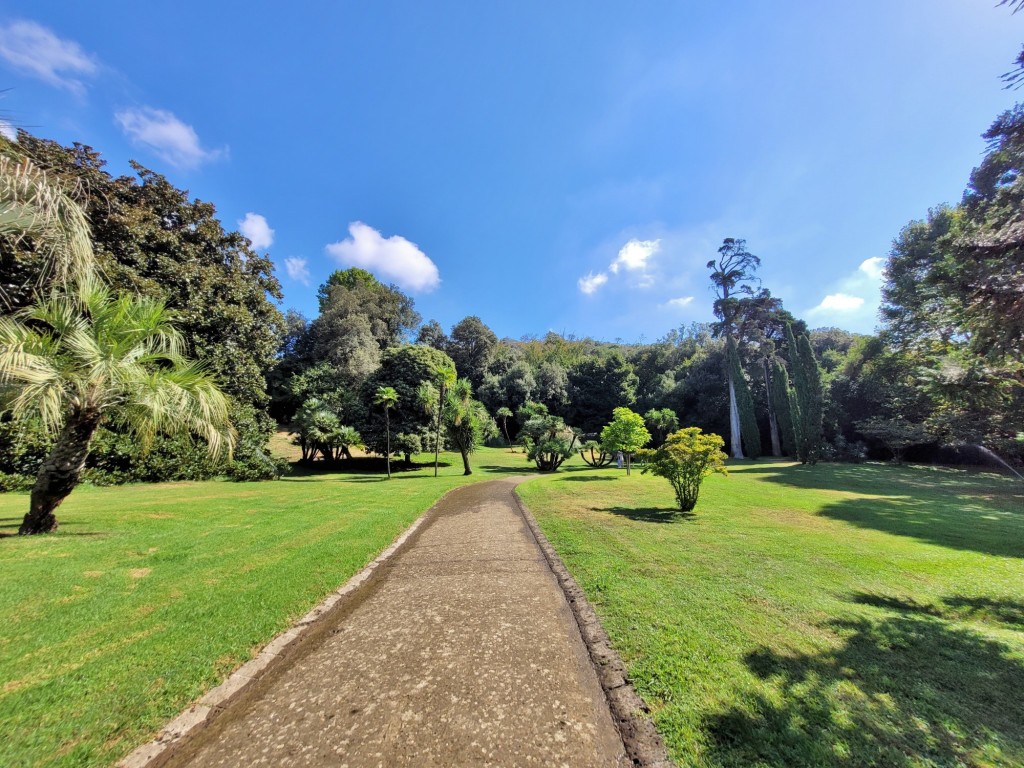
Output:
[784, 324, 824, 464]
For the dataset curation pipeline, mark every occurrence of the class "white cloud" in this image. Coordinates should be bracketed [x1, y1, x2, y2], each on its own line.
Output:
[661, 296, 694, 310]
[238, 212, 274, 250]
[0, 120, 15, 141]
[610, 238, 660, 274]
[115, 107, 225, 170]
[325, 222, 440, 293]
[0, 21, 97, 94]
[859, 256, 886, 280]
[284, 257, 310, 286]
[578, 271, 608, 295]
[810, 293, 865, 314]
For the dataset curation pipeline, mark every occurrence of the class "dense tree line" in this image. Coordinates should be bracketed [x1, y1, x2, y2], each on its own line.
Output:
[5, 93, 1022, 494]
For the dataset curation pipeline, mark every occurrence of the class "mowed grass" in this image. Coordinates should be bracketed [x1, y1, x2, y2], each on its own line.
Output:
[518, 459, 1024, 767]
[0, 446, 527, 767]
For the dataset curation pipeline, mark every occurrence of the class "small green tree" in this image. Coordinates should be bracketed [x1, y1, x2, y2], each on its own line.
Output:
[578, 439, 614, 467]
[374, 386, 398, 478]
[519, 408, 578, 472]
[643, 407, 680, 446]
[600, 406, 651, 475]
[640, 427, 728, 512]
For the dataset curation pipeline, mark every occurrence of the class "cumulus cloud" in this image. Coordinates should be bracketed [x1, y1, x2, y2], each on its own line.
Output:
[859, 256, 886, 280]
[325, 222, 440, 293]
[610, 238, 660, 274]
[661, 296, 695, 310]
[810, 293, 865, 314]
[115, 107, 225, 170]
[238, 212, 274, 251]
[0, 20, 97, 94]
[284, 257, 310, 286]
[578, 271, 609, 295]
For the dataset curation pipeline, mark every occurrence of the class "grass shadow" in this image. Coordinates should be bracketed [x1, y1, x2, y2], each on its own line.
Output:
[558, 476, 618, 482]
[704, 600, 1024, 766]
[596, 506, 692, 523]
[852, 591, 1024, 631]
[754, 463, 1024, 559]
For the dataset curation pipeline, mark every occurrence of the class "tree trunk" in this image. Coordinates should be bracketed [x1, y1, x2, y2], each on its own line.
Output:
[626, 452, 631, 476]
[21, 411, 101, 535]
[728, 375, 744, 459]
[501, 419, 512, 451]
[460, 449, 472, 475]
[434, 384, 445, 477]
[763, 357, 782, 457]
[384, 409, 392, 479]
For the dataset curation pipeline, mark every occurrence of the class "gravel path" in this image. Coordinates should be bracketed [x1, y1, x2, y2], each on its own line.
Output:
[169, 477, 628, 767]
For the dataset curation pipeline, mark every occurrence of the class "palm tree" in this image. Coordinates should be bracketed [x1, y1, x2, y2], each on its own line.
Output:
[374, 386, 398, 479]
[0, 155, 96, 303]
[0, 277, 235, 534]
[496, 406, 513, 450]
[443, 378, 494, 475]
[432, 362, 456, 477]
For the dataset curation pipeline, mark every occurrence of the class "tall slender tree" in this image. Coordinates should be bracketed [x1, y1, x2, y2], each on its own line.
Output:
[432, 362, 456, 476]
[708, 238, 760, 459]
[374, 386, 398, 479]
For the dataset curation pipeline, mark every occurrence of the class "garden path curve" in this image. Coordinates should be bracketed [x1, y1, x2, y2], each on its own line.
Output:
[170, 476, 629, 767]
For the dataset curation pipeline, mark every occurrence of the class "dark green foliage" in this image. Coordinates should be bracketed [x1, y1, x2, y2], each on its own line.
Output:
[361, 345, 456, 459]
[770, 357, 798, 456]
[786, 325, 825, 464]
[6, 133, 284, 470]
[566, 352, 638, 434]
[445, 316, 498, 391]
[727, 337, 762, 459]
[643, 407, 680, 447]
[442, 379, 496, 475]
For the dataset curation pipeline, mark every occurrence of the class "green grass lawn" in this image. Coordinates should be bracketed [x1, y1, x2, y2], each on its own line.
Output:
[518, 459, 1024, 768]
[0, 446, 527, 767]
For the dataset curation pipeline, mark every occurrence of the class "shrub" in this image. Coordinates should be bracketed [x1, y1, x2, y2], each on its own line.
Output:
[639, 427, 728, 512]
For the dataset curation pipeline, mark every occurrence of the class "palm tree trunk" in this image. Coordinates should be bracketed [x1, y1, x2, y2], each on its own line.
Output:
[501, 419, 512, 451]
[460, 448, 472, 475]
[434, 384, 445, 477]
[384, 409, 392, 479]
[21, 411, 101, 535]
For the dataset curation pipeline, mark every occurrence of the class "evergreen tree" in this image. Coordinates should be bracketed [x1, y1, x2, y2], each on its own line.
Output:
[726, 337, 761, 459]
[770, 356, 799, 456]
[785, 324, 824, 464]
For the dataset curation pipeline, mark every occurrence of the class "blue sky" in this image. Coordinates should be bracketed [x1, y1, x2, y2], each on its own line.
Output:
[0, 1, 1020, 341]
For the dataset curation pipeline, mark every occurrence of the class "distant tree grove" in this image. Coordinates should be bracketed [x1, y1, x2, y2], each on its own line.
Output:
[3, 93, 1023, 503]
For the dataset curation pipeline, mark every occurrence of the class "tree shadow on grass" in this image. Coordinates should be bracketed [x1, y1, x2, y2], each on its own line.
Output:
[704, 599, 1024, 767]
[558, 476, 618, 482]
[754, 463, 1024, 559]
[853, 591, 1024, 631]
[596, 506, 691, 523]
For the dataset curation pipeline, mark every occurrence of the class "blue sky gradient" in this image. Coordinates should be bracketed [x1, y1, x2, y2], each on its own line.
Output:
[1, 1, 1020, 340]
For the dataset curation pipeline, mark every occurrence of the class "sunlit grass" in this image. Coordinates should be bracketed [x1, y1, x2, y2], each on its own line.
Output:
[518, 460, 1024, 767]
[0, 447, 527, 767]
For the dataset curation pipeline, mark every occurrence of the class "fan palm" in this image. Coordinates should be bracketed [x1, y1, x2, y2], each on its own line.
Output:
[0, 155, 97, 302]
[373, 386, 398, 478]
[0, 277, 235, 534]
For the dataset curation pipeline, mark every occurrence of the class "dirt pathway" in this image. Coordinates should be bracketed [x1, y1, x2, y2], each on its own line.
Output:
[170, 477, 628, 767]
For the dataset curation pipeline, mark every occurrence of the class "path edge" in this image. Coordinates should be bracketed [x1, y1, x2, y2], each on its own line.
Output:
[117, 485, 461, 768]
[513, 487, 674, 768]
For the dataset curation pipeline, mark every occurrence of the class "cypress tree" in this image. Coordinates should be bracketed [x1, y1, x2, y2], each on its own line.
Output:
[726, 337, 762, 459]
[770, 356, 798, 456]
[784, 324, 824, 464]
[796, 333, 824, 464]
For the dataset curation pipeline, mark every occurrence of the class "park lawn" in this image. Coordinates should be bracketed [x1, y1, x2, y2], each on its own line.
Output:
[0, 446, 527, 768]
[518, 459, 1024, 768]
